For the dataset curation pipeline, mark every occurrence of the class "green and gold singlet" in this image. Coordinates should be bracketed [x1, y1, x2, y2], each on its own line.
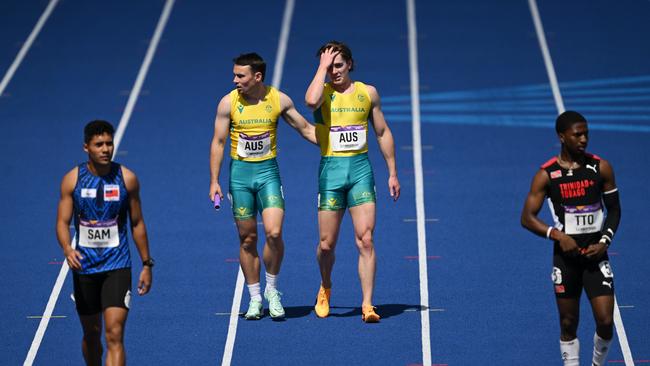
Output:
[313, 82, 376, 210]
[229, 86, 281, 161]
[227, 86, 284, 220]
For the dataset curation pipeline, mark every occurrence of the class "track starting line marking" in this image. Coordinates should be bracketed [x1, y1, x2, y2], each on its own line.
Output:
[403, 218, 439, 222]
[609, 361, 650, 364]
[401, 145, 433, 150]
[405, 255, 441, 260]
[405, 308, 445, 312]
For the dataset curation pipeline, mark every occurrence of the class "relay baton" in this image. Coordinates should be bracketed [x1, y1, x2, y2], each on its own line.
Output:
[213, 193, 221, 210]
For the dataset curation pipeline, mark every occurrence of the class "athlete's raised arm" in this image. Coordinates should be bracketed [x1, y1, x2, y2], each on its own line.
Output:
[305, 47, 339, 110]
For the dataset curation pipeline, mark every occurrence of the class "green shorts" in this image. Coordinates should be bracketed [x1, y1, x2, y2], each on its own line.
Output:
[229, 158, 284, 220]
[318, 153, 376, 210]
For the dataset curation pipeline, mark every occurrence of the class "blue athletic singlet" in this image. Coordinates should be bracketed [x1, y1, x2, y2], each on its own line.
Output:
[73, 162, 131, 274]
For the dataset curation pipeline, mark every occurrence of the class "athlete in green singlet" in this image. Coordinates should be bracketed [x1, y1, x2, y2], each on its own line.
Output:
[305, 41, 401, 323]
[210, 53, 317, 320]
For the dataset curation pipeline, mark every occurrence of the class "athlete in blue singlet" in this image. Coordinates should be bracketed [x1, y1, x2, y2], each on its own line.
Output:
[56, 120, 154, 366]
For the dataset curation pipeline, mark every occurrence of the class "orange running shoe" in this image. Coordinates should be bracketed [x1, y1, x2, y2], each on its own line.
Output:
[362, 305, 380, 323]
[314, 286, 331, 318]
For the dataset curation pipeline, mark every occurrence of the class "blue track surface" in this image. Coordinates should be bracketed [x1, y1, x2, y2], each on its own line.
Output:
[1, 1, 648, 365]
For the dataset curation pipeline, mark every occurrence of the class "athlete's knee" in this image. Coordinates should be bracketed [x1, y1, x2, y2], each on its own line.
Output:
[559, 314, 578, 338]
[319, 236, 336, 252]
[104, 323, 124, 347]
[596, 324, 613, 340]
[595, 315, 613, 335]
[355, 230, 374, 251]
[239, 232, 258, 251]
[83, 327, 102, 345]
[264, 227, 283, 244]
[80, 317, 102, 343]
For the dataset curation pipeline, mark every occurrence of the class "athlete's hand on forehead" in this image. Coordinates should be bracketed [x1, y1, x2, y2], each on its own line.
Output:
[319, 47, 340, 68]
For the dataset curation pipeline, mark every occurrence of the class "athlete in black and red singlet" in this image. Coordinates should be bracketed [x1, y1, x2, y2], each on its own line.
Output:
[521, 111, 621, 366]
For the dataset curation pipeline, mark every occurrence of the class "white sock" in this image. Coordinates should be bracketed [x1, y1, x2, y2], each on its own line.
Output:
[592, 333, 612, 366]
[265, 272, 278, 294]
[560, 338, 580, 366]
[247, 282, 262, 302]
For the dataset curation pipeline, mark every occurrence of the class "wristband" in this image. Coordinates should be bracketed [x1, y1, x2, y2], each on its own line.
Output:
[599, 235, 611, 247]
[546, 226, 554, 239]
[142, 258, 155, 267]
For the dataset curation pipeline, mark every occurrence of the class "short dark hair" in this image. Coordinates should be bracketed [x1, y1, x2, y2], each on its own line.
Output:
[555, 111, 587, 133]
[233, 53, 266, 81]
[317, 40, 354, 72]
[84, 120, 115, 143]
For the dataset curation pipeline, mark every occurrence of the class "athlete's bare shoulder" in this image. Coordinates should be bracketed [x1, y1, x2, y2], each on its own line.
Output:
[60, 166, 79, 194]
[120, 165, 140, 193]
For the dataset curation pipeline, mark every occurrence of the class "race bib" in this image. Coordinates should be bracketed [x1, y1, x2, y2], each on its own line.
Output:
[563, 203, 604, 235]
[330, 125, 366, 152]
[78, 218, 119, 248]
[237, 132, 271, 158]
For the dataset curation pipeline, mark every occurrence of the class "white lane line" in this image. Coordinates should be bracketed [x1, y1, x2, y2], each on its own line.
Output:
[527, 0, 565, 113]
[221, 268, 245, 366]
[0, 0, 60, 97]
[406, 0, 432, 365]
[114, 0, 176, 152]
[24, 235, 76, 366]
[614, 296, 634, 365]
[24, 2, 175, 365]
[220, 1, 294, 364]
[270, 0, 295, 90]
[528, 1, 633, 364]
